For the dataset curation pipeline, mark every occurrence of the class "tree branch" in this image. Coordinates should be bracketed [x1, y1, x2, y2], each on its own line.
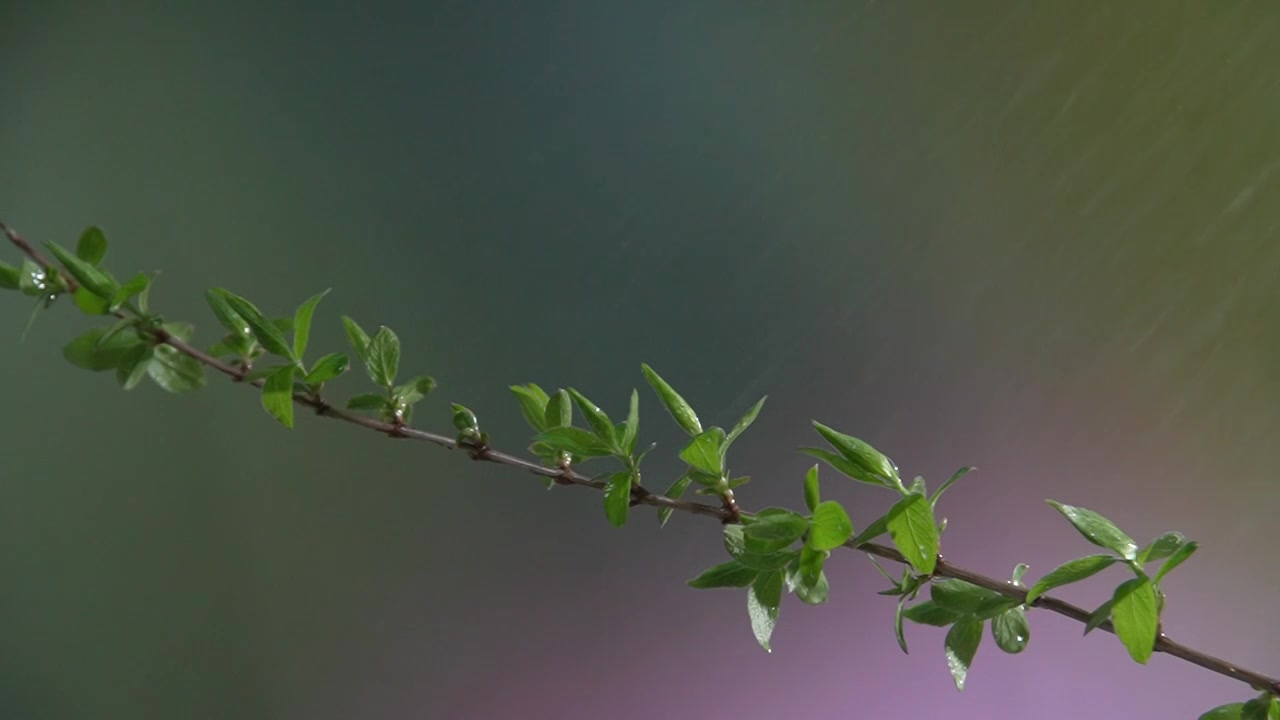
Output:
[6, 221, 1277, 698]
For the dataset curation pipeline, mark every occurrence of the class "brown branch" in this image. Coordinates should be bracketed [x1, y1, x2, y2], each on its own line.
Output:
[6, 222, 1278, 698]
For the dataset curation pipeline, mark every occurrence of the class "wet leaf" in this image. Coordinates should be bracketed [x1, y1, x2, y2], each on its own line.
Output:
[603, 471, 632, 527]
[75, 226, 108, 265]
[810, 421, 899, 485]
[510, 383, 550, 432]
[1046, 500, 1139, 560]
[743, 509, 809, 554]
[568, 388, 618, 451]
[680, 428, 725, 476]
[304, 352, 349, 384]
[887, 492, 939, 575]
[724, 395, 766, 453]
[1153, 540, 1199, 584]
[216, 289, 295, 360]
[944, 615, 983, 691]
[341, 315, 371, 362]
[365, 326, 400, 387]
[747, 570, 783, 651]
[261, 365, 296, 427]
[688, 560, 758, 589]
[292, 288, 330, 359]
[621, 389, 640, 456]
[902, 601, 963, 627]
[45, 240, 117, 299]
[931, 466, 974, 509]
[657, 473, 693, 527]
[1110, 577, 1158, 664]
[544, 388, 572, 429]
[803, 464, 820, 512]
[1025, 554, 1117, 604]
[808, 500, 853, 551]
[640, 363, 702, 436]
[992, 606, 1030, 654]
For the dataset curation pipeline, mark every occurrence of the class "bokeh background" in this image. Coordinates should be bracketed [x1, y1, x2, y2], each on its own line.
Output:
[3, 2, 1278, 718]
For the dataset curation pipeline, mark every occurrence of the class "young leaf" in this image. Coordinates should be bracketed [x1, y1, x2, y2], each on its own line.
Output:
[902, 601, 963, 627]
[346, 393, 387, 411]
[792, 544, 829, 605]
[1046, 500, 1139, 560]
[1025, 554, 1117, 604]
[931, 466, 974, 509]
[304, 353, 349, 384]
[206, 289, 251, 338]
[216, 289, 295, 360]
[640, 363, 702, 436]
[603, 471, 632, 527]
[747, 570, 783, 651]
[798, 447, 890, 489]
[679, 428, 726, 476]
[568, 388, 618, 450]
[73, 286, 110, 315]
[803, 464, 820, 512]
[536, 426, 615, 459]
[808, 500, 853, 551]
[44, 240, 117, 299]
[1109, 577, 1159, 664]
[930, 579, 1011, 617]
[1011, 563, 1030, 586]
[688, 560, 758, 589]
[341, 315, 371, 361]
[886, 492, 939, 575]
[1083, 597, 1116, 635]
[0, 259, 20, 289]
[743, 509, 809, 554]
[365, 326, 400, 388]
[848, 512, 891, 548]
[620, 389, 640, 456]
[109, 272, 150, 312]
[261, 365, 296, 428]
[794, 568, 829, 605]
[510, 383, 551, 432]
[147, 345, 205, 393]
[810, 421, 899, 486]
[75, 226, 108, 265]
[393, 376, 435, 406]
[291, 288, 331, 359]
[544, 388, 572, 429]
[992, 606, 1030, 654]
[658, 473, 693, 527]
[724, 395, 766, 453]
[894, 595, 911, 653]
[451, 403, 480, 434]
[63, 327, 143, 371]
[98, 316, 140, 348]
[1198, 704, 1245, 720]
[944, 615, 983, 692]
[116, 344, 154, 390]
[1138, 531, 1186, 564]
[1153, 540, 1199, 584]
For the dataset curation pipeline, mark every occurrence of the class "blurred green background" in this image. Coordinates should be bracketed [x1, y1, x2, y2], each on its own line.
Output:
[2, 2, 1278, 718]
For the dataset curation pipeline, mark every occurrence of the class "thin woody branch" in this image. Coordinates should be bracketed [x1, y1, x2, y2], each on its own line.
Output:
[5, 221, 1278, 700]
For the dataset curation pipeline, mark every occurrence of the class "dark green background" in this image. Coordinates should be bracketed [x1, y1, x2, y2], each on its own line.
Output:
[3, 3, 1278, 718]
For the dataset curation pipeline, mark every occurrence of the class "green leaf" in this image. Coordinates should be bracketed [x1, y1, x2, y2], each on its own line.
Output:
[146, 345, 205, 393]
[304, 353, 349, 384]
[63, 328, 143, 371]
[535, 426, 615, 459]
[365, 326, 400, 387]
[808, 500, 853, 551]
[98, 316, 140, 348]
[1110, 577, 1159, 664]
[568, 388, 618, 450]
[261, 365, 296, 428]
[216, 289, 295, 360]
[1139, 531, 1186, 564]
[747, 570, 783, 651]
[848, 512, 891, 548]
[0, 259, 20, 289]
[688, 560, 758, 589]
[886, 492, 939, 575]
[992, 606, 1030, 654]
[724, 395, 766, 453]
[73, 286, 110, 315]
[1083, 597, 1116, 635]
[392, 375, 435, 406]
[811, 421, 899, 486]
[451, 403, 479, 433]
[1025, 554, 1118, 604]
[1242, 699, 1272, 720]
[798, 447, 890, 489]
[902, 601, 963, 627]
[341, 315, 371, 362]
[18, 258, 49, 296]
[931, 466, 974, 509]
[44, 240, 117, 299]
[108, 272, 150, 312]
[944, 615, 983, 692]
[162, 322, 194, 343]
[510, 383, 551, 432]
[658, 473, 693, 527]
[894, 595, 910, 653]
[679, 428, 726, 476]
[1199, 704, 1245, 720]
[544, 388, 572, 429]
[743, 509, 809, 554]
[205, 289, 251, 338]
[640, 363, 702, 436]
[620, 389, 640, 456]
[931, 579, 1012, 617]
[1046, 500, 1139, 560]
[1153, 540, 1199, 584]
[347, 393, 387, 411]
[603, 471, 632, 527]
[291, 288, 330, 359]
[792, 544, 829, 605]
[1011, 563, 1029, 586]
[75, 226, 108, 265]
[803, 464, 820, 512]
[116, 344, 154, 390]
